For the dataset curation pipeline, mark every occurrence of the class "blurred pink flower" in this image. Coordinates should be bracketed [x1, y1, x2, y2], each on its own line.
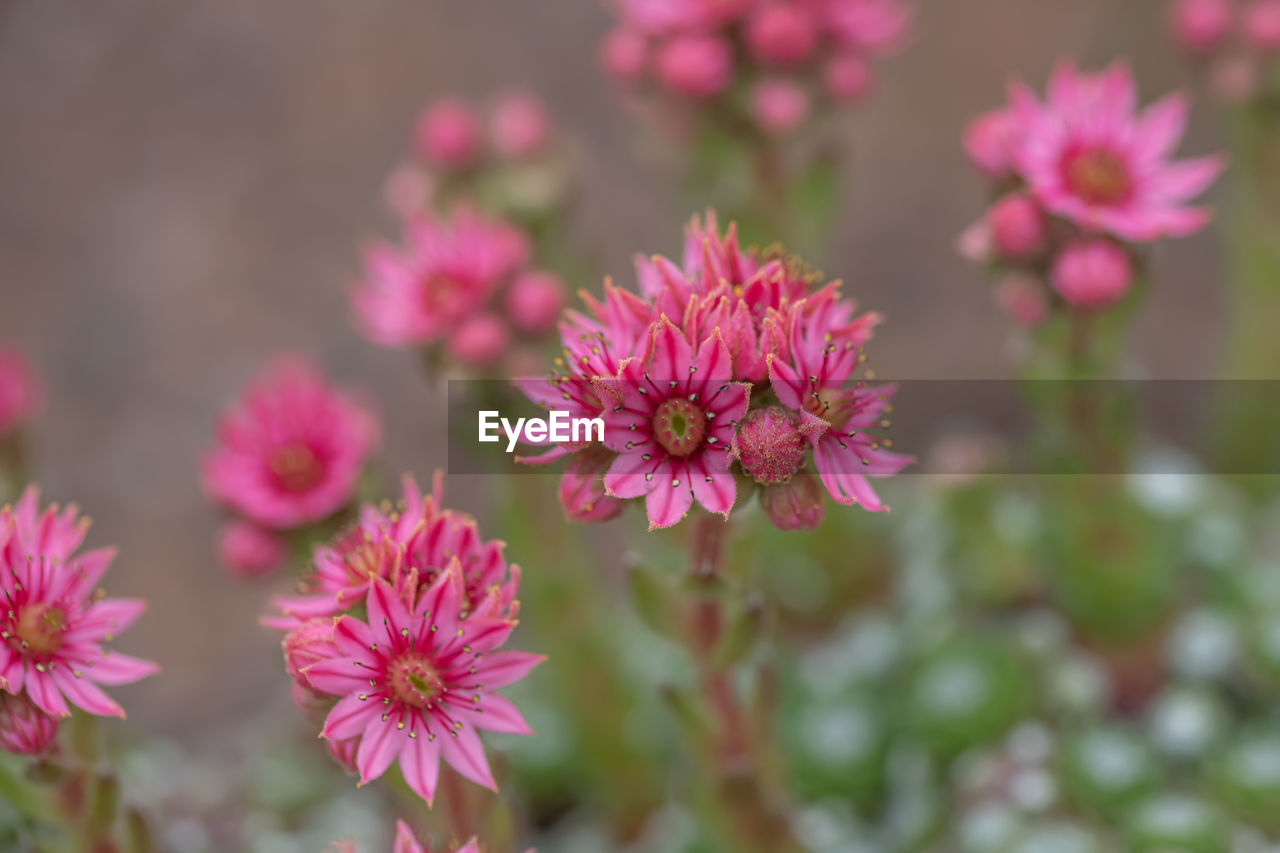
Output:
[1169, 0, 1235, 53]
[1050, 239, 1134, 309]
[203, 359, 378, 531]
[218, 520, 285, 577]
[656, 34, 734, 98]
[506, 271, 566, 335]
[0, 487, 157, 719]
[824, 53, 871, 101]
[447, 314, 510, 369]
[601, 28, 650, 83]
[305, 572, 543, 804]
[1244, 0, 1280, 50]
[823, 0, 913, 54]
[0, 693, 58, 755]
[751, 79, 811, 134]
[963, 107, 1025, 179]
[614, 0, 749, 34]
[0, 346, 41, 439]
[415, 99, 481, 169]
[1012, 61, 1224, 241]
[491, 92, 550, 160]
[747, 4, 820, 66]
[988, 193, 1048, 260]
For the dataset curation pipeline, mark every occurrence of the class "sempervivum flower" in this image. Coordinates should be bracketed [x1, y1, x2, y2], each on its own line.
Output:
[0, 487, 157, 719]
[0, 345, 41, 439]
[1011, 61, 1224, 242]
[304, 572, 543, 803]
[203, 359, 379, 532]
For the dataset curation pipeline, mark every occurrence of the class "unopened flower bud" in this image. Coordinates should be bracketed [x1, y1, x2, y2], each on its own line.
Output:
[601, 29, 648, 84]
[0, 693, 58, 756]
[415, 99, 480, 169]
[1050, 240, 1134, 310]
[746, 4, 819, 67]
[736, 407, 807, 483]
[824, 54, 871, 101]
[491, 91, 550, 160]
[559, 445, 623, 522]
[1170, 0, 1234, 53]
[656, 34, 733, 99]
[448, 314, 510, 368]
[761, 471, 825, 531]
[751, 80, 810, 135]
[1244, 0, 1280, 51]
[989, 194, 1048, 261]
[507, 270, 566, 335]
[218, 520, 285, 578]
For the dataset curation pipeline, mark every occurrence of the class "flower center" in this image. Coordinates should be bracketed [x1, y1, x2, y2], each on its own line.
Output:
[653, 398, 707, 457]
[269, 445, 325, 493]
[13, 603, 67, 658]
[1065, 148, 1132, 205]
[386, 654, 445, 709]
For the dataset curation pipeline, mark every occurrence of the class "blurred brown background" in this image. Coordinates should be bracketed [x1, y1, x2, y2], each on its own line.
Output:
[0, 0, 1226, 739]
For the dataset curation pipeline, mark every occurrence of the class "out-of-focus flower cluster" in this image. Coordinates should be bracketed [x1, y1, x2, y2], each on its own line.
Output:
[960, 61, 1224, 326]
[202, 358, 380, 577]
[1170, 0, 1280, 103]
[265, 474, 543, 806]
[517, 211, 912, 531]
[601, 0, 912, 136]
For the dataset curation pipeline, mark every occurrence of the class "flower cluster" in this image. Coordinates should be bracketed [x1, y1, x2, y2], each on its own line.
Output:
[960, 62, 1224, 323]
[1170, 0, 1280, 102]
[202, 359, 380, 576]
[0, 487, 157, 755]
[517, 211, 911, 531]
[601, 0, 912, 135]
[353, 207, 565, 372]
[0, 345, 41, 442]
[267, 475, 541, 805]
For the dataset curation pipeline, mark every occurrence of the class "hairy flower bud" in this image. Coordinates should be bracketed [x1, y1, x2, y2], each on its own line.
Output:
[736, 406, 807, 484]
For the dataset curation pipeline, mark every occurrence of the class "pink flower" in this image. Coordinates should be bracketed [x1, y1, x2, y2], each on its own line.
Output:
[0, 346, 41, 439]
[0, 693, 58, 755]
[988, 194, 1048, 260]
[824, 54, 871, 101]
[1170, 0, 1235, 53]
[1050, 239, 1134, 309]
[1012, 61, 1224, 241]
[203, 359, 379, 530]
[353, 209, 529, 350]
[656, 34, 734, 98]
[0, 487, 157, 719]
[415, 100, 480, 169]
[963, 107, 1024, 179]
[490, 91, 550, 160]
[746, 4, 819, 67]
[448, 314, 510, 369]
[601, 29, 649, 83]
[823, 0, 913, 54]
[751, 79, 811, 135]
[1244, 0, 1280, 50]
[597, 318, 750, 529]
[305, 572, 543, 803]
[506, 271, 566, 335]
[218, 520, 285, 577]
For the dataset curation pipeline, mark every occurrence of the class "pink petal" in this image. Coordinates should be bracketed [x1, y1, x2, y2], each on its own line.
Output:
[323, 693, 381, 740]
[472, 694, 533, 735]
[645, 460, 694, 530]
[394, 820, 427, 853]
[648, 316, 693, 389]
[469, 651, 545, 690]
[356, 713, 403, 785]
[303, 657, 371, 696]
[50, 669, 124, 718]
[441, 722, 496, 790]
[83, 652, 158, 685]
[690, 462, 735, 519]
[0, 648, 24, 694]
[65, 598, 146, 643]
[26, 671, 70, 718]
[766, 354, 804, 411]
[397, 722, 443, 805]
[1135, 93, 1188, 161]
[604, 450, 659, 499]
[366, 579, 412, 647]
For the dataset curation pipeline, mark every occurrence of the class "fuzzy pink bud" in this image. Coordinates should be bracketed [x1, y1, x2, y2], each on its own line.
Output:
[964, 108, 1022, 179]
[746, 4, 819, 67]
[218, 520, 285, 577]
[1170, 0, 1234, 53]
[559, 446, 624, 522]
[824, 54, 872, 101]
[448, 314, 510, 368]
[989, 194, 1048, 260]
[415, 99, 480, 169]
[761, 472, 825, 531]
[751, 80, 811, 135]
[1050, 240, 1134, 310]
[506, 271, 566, 335]
[601, 29, 649, 84]
[656, 34, 733, 98]
[491, 92, 550, 160]
[1244, 0, 1280, 51]
[995, 273, 1048, 329]
[736, 407, 807, 484]
[0, 694, 58, 756]
[0, 346, 41, 438]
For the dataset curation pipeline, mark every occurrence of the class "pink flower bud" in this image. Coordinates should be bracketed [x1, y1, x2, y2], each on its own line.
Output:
[415, 99, 480, 169]
[751, 80, 811, 135]
[1244, 0, 1280, 51]
[0, 346, 41, 438]
[956, 217, 994, 264]
[448, 314, 510, 368]
[656, 34, 733, 99]
[735, 407, 807, 484]
[746, 4, 819, 67]
[325, 735, 360, 775]
[559, 447, 624, 522]
[601, 29, 648, 84]
[824, 54, 872, 101]
[963, 108, 1023, 179]
[506, 271, 566, 335]
[995, 273, 1048, 329]
[491, 91, 550, 160]
[218, 520, 285, 577]
[1170, 0, 1234, 53]
[1050, 240, 1134, 310]
[0, 693, 58, 756]
[760, 472, 825, 531]
[988, 194, 1048, 260]
[283, 618, 339, 684]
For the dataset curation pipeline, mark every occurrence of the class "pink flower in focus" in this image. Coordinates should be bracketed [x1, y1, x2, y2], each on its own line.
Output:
[448, 314, 510, 369]
[506, 271, 566, 335]
[0, 487, 158, 719]
[597, 318, 750, 529]
[1170, 0, 1235, 53]
[0, 346, 41, 439]
[305, 573, 543, 803]
[825, 54, 871, 101]
[1050, 239, 1134, 309]
[824, 0, 913, 54]
[491, 92, 550, 160]
[1244, 0, 1280, 50]
[988, 194, 1048, 260]
[203, 359, 379, 530]
[747, 4, 819, 67]
[218, 520, 285, 578]
[963, 108, 1024, 179]
[1012, 62, 1224, 241]
[353, 209, 529, 350]
[602, 29, 649, 83]
[656, 34, 734, 98]
[0, 693, 58, 755]
[415, 100, 481, 169]
[751, 79, 811, 135]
